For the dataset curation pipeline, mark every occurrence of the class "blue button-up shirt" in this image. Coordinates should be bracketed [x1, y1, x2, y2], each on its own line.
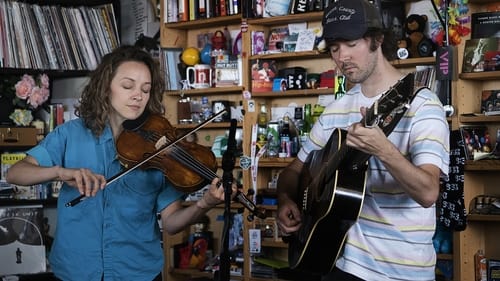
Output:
[28, 118, 184, 281]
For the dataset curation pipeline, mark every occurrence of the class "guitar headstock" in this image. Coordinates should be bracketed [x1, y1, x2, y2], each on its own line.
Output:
[364, 73, 415, 132]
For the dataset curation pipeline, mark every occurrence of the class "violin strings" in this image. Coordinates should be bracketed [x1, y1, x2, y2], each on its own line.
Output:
[151, 132, 218, 181]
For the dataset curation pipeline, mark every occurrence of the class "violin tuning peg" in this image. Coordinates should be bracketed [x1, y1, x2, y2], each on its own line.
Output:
[247, 214, 254, 222]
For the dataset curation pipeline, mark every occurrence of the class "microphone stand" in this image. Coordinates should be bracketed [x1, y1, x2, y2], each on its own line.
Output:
[216, 119, 238, 281]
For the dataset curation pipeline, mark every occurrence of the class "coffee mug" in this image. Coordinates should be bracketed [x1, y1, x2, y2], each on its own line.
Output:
[186, 64, 213, 89]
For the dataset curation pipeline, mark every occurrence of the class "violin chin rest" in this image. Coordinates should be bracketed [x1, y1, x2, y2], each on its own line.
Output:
[123, 111, 151, 130]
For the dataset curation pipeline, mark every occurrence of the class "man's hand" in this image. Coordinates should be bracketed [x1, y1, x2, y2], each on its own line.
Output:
[277, 196, 302, 234]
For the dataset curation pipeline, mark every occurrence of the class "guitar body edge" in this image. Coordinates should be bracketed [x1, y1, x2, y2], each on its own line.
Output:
[288, 174, 366, 274]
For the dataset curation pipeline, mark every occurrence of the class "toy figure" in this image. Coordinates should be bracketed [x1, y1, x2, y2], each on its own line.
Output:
[397, 14, 436, 58]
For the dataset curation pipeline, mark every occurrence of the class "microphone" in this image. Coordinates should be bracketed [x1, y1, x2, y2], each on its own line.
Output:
[222, 118, 237, 171]
[223, 119, 266, 220]
[221, 119, 237, 196]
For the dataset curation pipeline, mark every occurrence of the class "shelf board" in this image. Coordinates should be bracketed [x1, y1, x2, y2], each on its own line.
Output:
[164, 86, 243, 96]
[467, 214, 500, 221]
[250, 88, 333, 98]
[390, 57, 436, 68]
[250, 50, 329, 61]
[174, 121, 242, 129]
[459, 71, 500, 81]
[250, 52, 434, 67]
[0, 198, 57, 207]
[170, 268, 244, 280]
[459, 114, 500, 123]
[255, 157, 294, 167]
[164, 14, 241, 29]
[0, 68, 89, 78]
[261, 240, 287, 248]
[258, 204, 278, 211]
[437, 253, 453, 260]
[247, 11, 324, 25]
[464, 160, 500, 171]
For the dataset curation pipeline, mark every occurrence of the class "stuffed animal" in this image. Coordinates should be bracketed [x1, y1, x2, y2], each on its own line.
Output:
[397, 14, 435, 58]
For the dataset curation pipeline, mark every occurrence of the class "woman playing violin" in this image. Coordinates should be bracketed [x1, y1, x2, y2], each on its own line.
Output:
[6, 45, 234, 281]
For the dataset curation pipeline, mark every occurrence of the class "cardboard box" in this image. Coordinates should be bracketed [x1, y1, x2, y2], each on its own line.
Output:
[0, 127, 37, 147]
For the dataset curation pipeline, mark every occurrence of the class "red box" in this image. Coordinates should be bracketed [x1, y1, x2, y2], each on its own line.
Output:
[252, 80, 273, 92]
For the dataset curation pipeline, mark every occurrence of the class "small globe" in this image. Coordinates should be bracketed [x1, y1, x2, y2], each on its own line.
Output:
[181, 47, 200, 66]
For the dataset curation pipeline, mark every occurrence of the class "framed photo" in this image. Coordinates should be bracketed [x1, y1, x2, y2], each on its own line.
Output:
[462, 38, 500, 73]
[481, 89, 500, 115]
[459, 126, 493, 160]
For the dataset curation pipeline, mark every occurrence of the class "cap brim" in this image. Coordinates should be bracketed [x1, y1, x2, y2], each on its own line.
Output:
[323, 23, 367, 42]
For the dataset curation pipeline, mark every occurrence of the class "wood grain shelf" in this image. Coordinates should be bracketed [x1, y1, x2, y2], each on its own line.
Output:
[250, 50, 329, 61]
[169, 268, 244, 280]
[467, 214, 500, 222]
[261, 240, 287, 248]
[164, 14, 241, 29]
[254, 158, 294, 168]
[247, 11, 324, 25]
[390, 57, 436, 68]
[164, 86, 243, 96]
[459, 114, 500, 123]
[464, 160, 500, 171]
[249, 88, 333, 98]
[459, 71, 500, 81]
[174, 121, 243, 129]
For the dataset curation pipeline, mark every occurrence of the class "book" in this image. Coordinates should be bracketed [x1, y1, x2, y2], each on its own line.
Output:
[471, 11, 500, 39]
[459, 126, 493, 160]
[263, 0, 292, 17]
[290, 0, 311, 14]
[1, 152, 26, 180]
[381, 1, 406, 41]
[462, 38, 500, 73]
[251, 30, 266, 55]
[214, 54, 240, 87]
[160, 48, 183, 90]
[267, 27, 288, 53]
[251, 59, 278, 92]
[0, 204, 46, 275]
[481, 89, 500, 116]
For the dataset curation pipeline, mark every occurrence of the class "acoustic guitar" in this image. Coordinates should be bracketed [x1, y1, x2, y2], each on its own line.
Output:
[287, 73, 417, 274]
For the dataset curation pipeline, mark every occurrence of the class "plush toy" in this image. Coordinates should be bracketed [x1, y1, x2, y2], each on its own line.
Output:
[397, 14, 435, 59]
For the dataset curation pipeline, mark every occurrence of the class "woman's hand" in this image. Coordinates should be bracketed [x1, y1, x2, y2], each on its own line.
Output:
[56, 167, 107, 197]
[196, 178, 239, 209]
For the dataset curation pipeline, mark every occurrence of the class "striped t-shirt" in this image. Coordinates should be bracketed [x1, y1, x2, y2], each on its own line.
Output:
[297, 83, 450, 281]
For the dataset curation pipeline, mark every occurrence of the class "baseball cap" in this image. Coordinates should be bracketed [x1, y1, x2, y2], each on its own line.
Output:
[322, 0, 383, 42]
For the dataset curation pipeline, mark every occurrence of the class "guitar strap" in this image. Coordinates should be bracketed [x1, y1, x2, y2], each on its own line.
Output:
[437, 130, 467, 231]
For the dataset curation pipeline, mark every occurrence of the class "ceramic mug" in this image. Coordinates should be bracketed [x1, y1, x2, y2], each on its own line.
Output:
[186, 64, 213, 89]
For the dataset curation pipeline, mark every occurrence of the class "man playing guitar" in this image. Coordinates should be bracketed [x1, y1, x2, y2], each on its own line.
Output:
[276, 1, 449, 280]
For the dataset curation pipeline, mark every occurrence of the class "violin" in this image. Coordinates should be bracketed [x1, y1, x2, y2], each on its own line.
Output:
[117, 113, 217, 193]
[66, 111, 265, 220]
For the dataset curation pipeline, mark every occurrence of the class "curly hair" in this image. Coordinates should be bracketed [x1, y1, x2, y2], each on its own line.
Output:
[75, 45, 165, 136]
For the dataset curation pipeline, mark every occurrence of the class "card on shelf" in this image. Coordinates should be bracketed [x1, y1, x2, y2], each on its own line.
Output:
[462, 38, 500, 73]
[481, 89, 500, 116]
[459, 126, 493, 160]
